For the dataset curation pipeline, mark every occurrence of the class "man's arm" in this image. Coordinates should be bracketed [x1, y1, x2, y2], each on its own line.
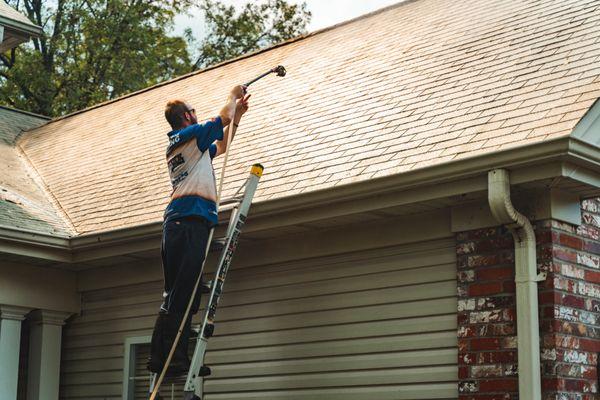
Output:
[215, 88, 250, 157]
[218, 85, 245, 126]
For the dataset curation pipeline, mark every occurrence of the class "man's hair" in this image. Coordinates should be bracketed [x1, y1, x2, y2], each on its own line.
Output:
[164, 100, 189, 129]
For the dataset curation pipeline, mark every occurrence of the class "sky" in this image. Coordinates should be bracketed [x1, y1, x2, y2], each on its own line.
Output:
[175, 0, 403, 54]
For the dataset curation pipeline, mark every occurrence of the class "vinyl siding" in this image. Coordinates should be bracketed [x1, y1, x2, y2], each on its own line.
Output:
[60, 238, 458, 399]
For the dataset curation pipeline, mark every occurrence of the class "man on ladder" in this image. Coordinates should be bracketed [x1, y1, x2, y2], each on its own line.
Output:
[147, 85, 250, 377]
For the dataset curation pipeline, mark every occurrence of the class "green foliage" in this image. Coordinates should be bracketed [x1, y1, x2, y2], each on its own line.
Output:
[0, 0, 310, 117]
[1, 0, 193, 116]
[195, 0, 311, 69]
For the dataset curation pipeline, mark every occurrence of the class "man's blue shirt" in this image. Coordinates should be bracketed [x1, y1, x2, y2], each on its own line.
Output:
[164, 117, 224, 226]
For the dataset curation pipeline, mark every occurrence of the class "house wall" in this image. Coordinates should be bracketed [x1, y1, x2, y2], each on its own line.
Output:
[456, 198, 600, 400]
[0, 261, 79, 313]
[59, 211, 458, 399]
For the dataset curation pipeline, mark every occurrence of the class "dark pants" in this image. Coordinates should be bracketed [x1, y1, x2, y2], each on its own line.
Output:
[160, 216, 211, 315]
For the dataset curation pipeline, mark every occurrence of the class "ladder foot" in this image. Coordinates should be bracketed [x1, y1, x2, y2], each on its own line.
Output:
[198, 365, 211, 377]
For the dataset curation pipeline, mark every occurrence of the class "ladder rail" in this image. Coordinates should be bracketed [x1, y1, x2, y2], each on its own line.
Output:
[183, 166, 263, 398]
[184, 206, 239, 388]
[148, 165, 263, 400]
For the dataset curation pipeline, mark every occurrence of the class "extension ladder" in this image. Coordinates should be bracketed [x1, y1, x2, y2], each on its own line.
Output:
[149, 163, 264, 400]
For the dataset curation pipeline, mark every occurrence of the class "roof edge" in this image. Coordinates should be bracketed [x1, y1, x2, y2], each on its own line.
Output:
[0, 14, 43, 37]
[0, 104, 50, 120]
[571, 97, 600, 147]
[2, 135, 599, 262]
[30, 0, 412, 126]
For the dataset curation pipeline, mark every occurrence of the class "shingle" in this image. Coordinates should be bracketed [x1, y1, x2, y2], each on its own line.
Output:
[0, 107, 71, 235]
[13, 0, 600, 235]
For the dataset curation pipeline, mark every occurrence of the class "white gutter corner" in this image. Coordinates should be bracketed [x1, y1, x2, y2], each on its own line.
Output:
[488, 169, 543, 400]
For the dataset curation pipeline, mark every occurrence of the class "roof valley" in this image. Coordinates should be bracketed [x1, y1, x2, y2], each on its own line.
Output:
[14, 140, 78, 236]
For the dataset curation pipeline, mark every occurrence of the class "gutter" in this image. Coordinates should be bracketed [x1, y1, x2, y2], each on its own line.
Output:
[0, 136, 599, 262]
[0, 15, 43, 37]
[488, 169, 544, 400]
[0, 225, 70, 248]
[71, 136, 588, 242]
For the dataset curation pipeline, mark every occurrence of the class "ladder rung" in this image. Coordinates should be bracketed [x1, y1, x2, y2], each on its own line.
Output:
[210, 237, 226, 251]
[219, 195, 243, 207]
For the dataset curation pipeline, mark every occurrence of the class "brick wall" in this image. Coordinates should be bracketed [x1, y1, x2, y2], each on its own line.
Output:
[456, 198, 600, 400]
[538, 199, 600, 400]
[457, 225, 519, 400]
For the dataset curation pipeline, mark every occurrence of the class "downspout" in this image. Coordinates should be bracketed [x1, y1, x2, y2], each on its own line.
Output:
[488, 169, 544, 400]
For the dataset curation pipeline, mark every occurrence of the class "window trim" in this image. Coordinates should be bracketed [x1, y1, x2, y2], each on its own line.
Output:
[122, 335, 151, 400]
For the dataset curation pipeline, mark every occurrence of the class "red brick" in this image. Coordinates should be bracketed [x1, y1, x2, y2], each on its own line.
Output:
[538, 290, 559, 305]
[477, 267, 514, 281]
[472, 237, 514, 253]
[536, 229, 553, 244]
[502, 281, 516, 293]
[582, 240, 600, 254]
[559, 233, 583, 250]
[542, 306, 555, 319]
[578, 338, 600, 352]
[457, 205, 600, 400]
[469, 282, 505, 296]
[542, 378, 560, 391]
[468, 255, 502, 268]
[477, 351, 517, 364]
[538, 246, 554, 261]
[481, 323, 515, 337]
[471, 338, 502, 351]
[553, 248, 577, 263]
[563, 378, 592, 392]
[459, 366, 470, 379]
[459, 338, 470, 352]
[478, 379, 518, 392]
[584, 270, 600, 284]
[558, 293, 586, 309]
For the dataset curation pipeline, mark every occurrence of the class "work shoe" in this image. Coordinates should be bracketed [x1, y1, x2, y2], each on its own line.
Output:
[147, 312, 192, 375]
[200, 280, 211, 294]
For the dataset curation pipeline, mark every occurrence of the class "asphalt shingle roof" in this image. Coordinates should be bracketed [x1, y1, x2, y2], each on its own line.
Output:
[14, 0, 600, 235]
[0, 106, 71, 235]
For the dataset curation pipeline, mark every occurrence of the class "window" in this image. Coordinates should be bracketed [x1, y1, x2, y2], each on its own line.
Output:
[123, 336, 189, 400]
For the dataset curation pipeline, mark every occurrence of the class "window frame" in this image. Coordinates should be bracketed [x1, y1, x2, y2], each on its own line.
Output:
[122, 335, 151, 400]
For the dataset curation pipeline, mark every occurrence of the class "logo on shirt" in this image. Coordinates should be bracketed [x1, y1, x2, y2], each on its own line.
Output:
[171, 171, 188, 188]
[169, 134, 180, 146]
[168, 153, 185, 172]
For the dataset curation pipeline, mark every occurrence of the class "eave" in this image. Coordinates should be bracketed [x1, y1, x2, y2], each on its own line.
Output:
[0, 136, 599, 266]
[0, 14, 42, 38]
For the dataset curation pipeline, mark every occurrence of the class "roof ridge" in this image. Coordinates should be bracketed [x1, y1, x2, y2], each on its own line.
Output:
[13, 142, 78, 236]
[35, 0, 413, 126]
